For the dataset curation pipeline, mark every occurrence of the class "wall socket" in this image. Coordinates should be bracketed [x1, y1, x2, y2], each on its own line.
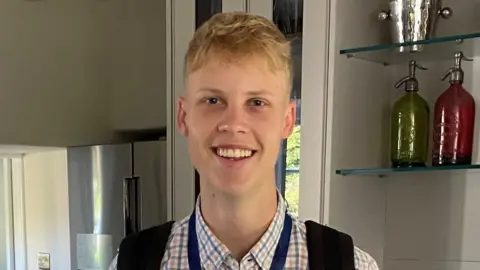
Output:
[37, 253, 50, 270]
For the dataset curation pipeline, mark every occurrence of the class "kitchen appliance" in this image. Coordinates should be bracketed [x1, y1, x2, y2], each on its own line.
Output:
[67, 140, 168, 270]
[378, 0, 452, 52]
[390, 60, 430, 167]
[432, 52, 475, 166]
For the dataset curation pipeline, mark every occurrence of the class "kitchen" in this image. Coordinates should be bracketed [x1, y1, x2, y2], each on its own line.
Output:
[0, 1, 304, 269]
[2, 0, 479, 270]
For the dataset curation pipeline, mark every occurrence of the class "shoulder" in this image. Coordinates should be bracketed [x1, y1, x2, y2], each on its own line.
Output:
[352, 246, 379, 270]
[108, 219, 190, 270]
[169, 216, 189, 237]
[294, 218, 379, 270]
[161, 217, 190, 255]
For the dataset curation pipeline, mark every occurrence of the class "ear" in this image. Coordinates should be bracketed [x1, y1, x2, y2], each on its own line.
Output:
[281, 100, 297, 139]
[176, 97, 189, 136]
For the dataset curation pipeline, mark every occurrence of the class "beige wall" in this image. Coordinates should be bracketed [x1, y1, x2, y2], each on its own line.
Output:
[23, 149, 70, 270]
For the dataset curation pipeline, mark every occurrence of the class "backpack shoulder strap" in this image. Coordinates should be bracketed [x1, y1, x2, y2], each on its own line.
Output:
[305, 220, 355, 270]
[117, 220, 175, 270]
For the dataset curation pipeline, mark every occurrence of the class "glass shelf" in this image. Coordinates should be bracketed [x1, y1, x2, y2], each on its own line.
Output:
[339, 32, 480, 65]
[336, 164, 480, 177]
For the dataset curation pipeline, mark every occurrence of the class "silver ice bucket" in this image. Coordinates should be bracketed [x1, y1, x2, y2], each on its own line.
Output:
[378, 0, 453, 52]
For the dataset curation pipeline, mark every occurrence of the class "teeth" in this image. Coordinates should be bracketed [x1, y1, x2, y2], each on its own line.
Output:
[216, 148, 253, 158]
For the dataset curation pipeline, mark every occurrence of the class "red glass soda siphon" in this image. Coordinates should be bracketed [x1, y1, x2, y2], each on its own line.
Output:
[432, 51, 475, 166]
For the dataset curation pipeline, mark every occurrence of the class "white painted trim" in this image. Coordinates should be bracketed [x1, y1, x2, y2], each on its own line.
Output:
[222, 0, 247, 12]
[167, 0, 196, 220]
[298, 0, 332, 223]
[10, 157, 27, 270]
[2, 158, 15, 270]
[323, 0, 337, 226]
[0, 154, 22, 159]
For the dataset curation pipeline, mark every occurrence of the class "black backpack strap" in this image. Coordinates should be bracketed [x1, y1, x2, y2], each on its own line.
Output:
[117, 221, 175, 270]
[305, 220, 355, 270]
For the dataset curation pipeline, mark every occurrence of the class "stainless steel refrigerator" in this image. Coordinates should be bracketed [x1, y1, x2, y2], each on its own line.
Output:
[67, 140, 168, 270]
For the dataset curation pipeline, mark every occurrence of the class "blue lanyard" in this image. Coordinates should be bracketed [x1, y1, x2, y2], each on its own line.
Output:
[187, 211, 292, 270]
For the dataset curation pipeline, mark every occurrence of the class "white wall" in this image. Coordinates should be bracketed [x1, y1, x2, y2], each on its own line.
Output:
[23, 149, 70, 270]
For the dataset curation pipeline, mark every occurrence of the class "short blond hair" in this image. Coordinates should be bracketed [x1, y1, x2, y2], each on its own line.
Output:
[185, 11, 292, 90]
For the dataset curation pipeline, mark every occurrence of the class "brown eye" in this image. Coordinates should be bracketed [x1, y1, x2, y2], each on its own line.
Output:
[206, 97, 221, 104]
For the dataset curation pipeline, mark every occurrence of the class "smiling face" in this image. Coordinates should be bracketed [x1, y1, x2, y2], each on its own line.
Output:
[177, 56, 296, 197]
[177, 11, 295, 198]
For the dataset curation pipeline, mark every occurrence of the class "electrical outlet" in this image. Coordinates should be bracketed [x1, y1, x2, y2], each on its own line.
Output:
[37, 253, 50, 270]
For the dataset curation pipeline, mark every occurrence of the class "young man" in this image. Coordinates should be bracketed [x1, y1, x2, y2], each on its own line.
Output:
[110, 12, 379, 270]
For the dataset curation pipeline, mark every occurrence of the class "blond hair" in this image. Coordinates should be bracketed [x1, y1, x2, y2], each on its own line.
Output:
[185, 11, 293, 90]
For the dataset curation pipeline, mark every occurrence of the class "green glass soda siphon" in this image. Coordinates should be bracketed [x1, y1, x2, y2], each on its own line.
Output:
[390, 60, 430, 167]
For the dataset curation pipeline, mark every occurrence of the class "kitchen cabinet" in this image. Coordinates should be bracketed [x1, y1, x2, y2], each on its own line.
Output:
[0, 1, 119, 146]
[110, 0, 169, 131]
[0, 1, 172, 146]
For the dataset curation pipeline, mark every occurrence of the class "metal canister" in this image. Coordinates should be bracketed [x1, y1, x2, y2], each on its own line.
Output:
[378, 0, 453, 52]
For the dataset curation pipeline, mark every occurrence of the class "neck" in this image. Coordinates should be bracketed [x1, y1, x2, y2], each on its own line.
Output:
[199, 183, 278, 261]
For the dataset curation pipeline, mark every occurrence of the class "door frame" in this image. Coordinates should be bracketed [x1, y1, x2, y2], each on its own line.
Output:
[166, 0, 196, 220]
[297, 0, 332, 224]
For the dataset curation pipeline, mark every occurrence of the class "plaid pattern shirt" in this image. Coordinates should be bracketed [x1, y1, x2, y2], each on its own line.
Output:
[109, 196, 379, 269]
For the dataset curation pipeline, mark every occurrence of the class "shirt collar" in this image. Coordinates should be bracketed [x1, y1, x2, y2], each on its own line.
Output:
[195, 191, 288, 269]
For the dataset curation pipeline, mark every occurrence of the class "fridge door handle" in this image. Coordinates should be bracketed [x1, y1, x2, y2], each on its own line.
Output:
[123, 177, 131, 236]
[131, 176, 141, 232]
[123, 176, 141, 236]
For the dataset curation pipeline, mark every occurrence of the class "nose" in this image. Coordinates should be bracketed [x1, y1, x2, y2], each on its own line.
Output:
[217, 104, 248, 134]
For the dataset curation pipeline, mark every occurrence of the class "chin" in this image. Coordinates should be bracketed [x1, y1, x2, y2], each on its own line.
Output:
[211, 173, 256, 197]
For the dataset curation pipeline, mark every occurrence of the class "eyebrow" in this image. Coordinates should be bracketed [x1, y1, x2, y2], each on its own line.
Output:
[197, 87, 273, 97]
[197, 88, 223, 95]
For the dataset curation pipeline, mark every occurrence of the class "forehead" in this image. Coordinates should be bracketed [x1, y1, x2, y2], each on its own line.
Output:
[185, 57, 287, 94]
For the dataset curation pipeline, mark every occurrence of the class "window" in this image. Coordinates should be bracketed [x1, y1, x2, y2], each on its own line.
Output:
[273, 0, 303, 216]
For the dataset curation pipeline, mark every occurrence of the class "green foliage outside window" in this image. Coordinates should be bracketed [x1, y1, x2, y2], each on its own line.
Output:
[285, 125, 300, 216]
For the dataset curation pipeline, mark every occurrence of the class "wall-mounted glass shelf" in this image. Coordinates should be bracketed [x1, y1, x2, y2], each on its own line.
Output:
[339, 32, 480, 65]
[336, 164, 480, 177]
